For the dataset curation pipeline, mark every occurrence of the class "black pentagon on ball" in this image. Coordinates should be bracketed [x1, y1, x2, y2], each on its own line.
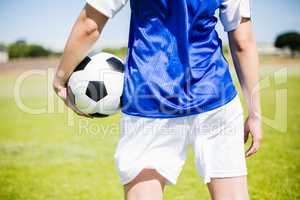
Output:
[89, 113, 109, 118]
[119, 95, 123, 108]
[106, 57, 124, 73]
[74, 56, 91, 72]
[85, 81, 108, 102]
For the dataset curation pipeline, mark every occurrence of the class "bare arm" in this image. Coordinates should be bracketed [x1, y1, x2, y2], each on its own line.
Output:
[228, 18, 262, 157]
[53, 4, 108, 116]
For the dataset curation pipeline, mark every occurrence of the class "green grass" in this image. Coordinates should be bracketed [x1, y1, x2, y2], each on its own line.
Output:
[0, 68, 299, 200]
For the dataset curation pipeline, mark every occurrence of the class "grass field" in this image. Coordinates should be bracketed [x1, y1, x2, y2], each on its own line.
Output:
[0, 60, 299, 199]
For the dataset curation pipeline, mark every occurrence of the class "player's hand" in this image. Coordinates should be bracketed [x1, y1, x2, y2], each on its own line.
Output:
[244, 115, 262, 157]
[53, 79, 92, 118]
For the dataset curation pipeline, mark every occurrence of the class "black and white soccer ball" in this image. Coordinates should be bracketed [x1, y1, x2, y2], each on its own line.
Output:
[67, 52, 125, 117]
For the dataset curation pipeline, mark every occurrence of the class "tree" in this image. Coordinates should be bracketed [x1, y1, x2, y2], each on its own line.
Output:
[27, 45, 51, 57]
[8, 40, 29, 58]
[275, 32, 300, 57]
[8, 40, 53, 59]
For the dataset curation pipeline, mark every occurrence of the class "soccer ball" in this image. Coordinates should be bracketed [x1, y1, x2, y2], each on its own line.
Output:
[67, 52, 125, 117]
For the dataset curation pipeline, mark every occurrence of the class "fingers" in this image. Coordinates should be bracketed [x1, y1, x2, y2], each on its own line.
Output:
[66, 86, 93, 118]
[246, 135, 262, 157]
[54, 84, 92, 118]
[67, 101, 93, 118]
[244, 116, 262, 157]
[57, 87, 67, 101]
[244, 119, 250, 143]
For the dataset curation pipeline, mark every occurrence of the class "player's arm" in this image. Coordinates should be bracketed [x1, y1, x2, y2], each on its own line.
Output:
[228, 18, 262, 157]
[53, 4, 108, 116]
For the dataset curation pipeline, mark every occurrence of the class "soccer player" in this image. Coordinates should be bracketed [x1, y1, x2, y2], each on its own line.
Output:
[53, 0, 262, 199]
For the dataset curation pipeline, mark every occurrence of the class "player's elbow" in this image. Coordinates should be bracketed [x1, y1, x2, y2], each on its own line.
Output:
[233, 35, 256, 52]
[78, 13, 100, 41]
[84, 19, 100, 40]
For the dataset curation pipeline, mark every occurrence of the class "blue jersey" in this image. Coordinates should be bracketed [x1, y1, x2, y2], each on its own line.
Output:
[87, 0, 251, 118]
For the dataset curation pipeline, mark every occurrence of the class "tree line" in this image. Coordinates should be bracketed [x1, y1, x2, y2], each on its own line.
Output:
[1, 32, 299, 59]
[1, 40, 60, 59]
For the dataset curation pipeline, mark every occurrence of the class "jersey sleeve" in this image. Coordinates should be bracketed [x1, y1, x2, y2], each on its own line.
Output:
[219, 0, 251, 32]
[86, 0, 128, 18]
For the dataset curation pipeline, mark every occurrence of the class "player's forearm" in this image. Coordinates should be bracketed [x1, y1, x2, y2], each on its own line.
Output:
[228, 23, 261, 119]
[55, 26, 99, 86]
[53, 5, 107, 89]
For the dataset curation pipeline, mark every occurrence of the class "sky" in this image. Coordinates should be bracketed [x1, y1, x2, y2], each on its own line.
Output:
[0, 0, 299, 51]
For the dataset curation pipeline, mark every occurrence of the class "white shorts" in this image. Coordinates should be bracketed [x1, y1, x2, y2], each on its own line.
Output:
[114, 96, 247, 185]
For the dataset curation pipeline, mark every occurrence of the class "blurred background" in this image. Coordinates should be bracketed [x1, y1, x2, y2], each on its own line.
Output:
[0, 0, 299, 199]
